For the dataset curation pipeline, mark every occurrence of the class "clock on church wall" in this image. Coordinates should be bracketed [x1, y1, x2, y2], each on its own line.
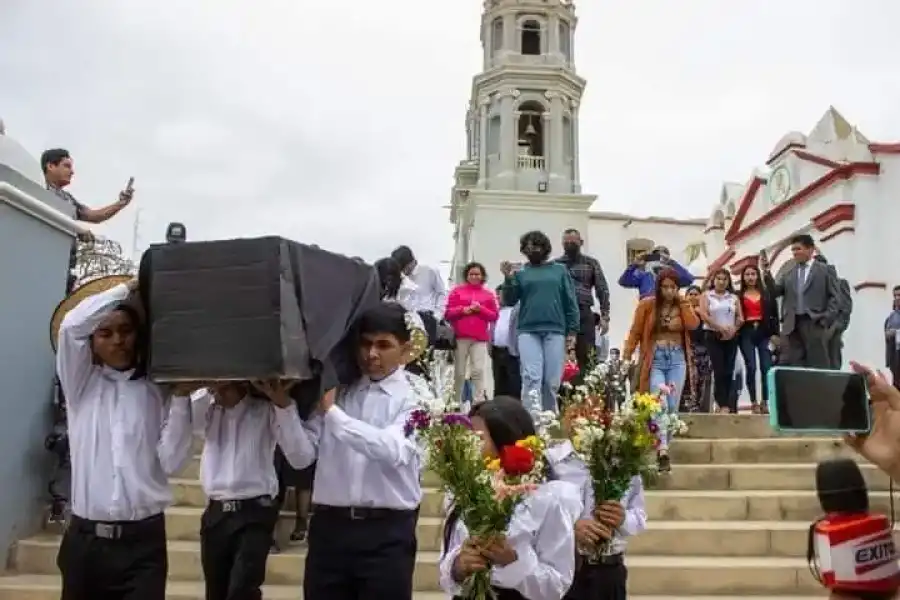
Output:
[768, 165, 792, 205]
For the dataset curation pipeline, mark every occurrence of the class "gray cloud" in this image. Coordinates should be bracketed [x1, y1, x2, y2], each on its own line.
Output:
[2, 0, 899, 269]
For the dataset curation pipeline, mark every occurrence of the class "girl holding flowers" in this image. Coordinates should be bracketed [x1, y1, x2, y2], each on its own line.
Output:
[547, 426, 647, 600]
[623, 268, 699, 471]
[436, 397, 582, 600]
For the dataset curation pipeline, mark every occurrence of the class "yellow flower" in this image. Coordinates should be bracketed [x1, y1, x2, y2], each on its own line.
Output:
[485, 458, 502, 472]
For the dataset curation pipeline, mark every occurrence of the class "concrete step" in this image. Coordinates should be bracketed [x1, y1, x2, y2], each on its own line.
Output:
[160, 507, 841, 557]
[644, 489, 896, 521]
[9, 535, 824, 594]
[653, 462, 890, 491]
[0, 575, 822, 599]
[680, 414, 774, 439]
[179, 437, 855, 482]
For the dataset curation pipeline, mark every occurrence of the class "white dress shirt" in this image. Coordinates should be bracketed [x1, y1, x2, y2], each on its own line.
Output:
[545, 441, 648, 555]
[384, 275, 420, 313]
[192, 392, 310, 501]
[406, 264, 447, 318]
[56, 283, 194, 522]
[290, 368, 423, 509]
[439, 481, 580, 600]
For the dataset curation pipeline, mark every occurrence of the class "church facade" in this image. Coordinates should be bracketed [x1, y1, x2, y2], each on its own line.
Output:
[447, 0, 704, 348]
[703, 107, 900, 370]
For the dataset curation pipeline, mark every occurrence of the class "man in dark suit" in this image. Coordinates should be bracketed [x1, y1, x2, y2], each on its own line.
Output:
[814, 254, 853, 368]
[760, 234, 840, 368]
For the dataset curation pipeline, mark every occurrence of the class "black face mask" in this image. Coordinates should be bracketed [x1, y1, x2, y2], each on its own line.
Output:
[525, 251, 545, 264]
[563, 242, 580, 256]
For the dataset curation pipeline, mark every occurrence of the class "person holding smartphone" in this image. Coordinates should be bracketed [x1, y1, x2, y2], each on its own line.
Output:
[697, 268, 743, 413]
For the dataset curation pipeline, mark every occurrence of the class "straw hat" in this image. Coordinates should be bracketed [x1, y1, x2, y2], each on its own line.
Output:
[50, 275, 133, 352]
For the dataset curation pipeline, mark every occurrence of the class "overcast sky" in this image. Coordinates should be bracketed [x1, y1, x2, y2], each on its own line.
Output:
[3, 0, 900, 267]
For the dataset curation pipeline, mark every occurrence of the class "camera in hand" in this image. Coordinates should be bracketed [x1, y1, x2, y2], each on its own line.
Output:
[809, 458, 900, 596]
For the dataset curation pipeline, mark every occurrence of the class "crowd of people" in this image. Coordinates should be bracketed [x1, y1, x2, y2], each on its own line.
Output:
[32, 144, 900, 600]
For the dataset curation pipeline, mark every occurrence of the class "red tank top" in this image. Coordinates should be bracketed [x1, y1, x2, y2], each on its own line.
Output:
[742, 294, 763, 321]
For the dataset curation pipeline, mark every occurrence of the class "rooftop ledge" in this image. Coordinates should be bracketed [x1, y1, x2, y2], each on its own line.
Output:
[0, 181, 85, 238]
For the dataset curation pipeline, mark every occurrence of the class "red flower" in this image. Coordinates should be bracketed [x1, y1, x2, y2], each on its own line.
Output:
[562, 360, 580, 382]
[500, 445, 536, 476]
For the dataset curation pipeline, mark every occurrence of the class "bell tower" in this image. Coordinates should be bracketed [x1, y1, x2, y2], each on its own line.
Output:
[469, 0, 585, 193]
[449, 0, 596, 283]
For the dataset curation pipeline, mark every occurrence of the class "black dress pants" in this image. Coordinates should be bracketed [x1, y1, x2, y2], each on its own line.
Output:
[491, 346, 521, 399]
[200, 497, 278, 600]
[565, 558, 628, 600]
[705, 331, 738, 411]
[303, 506, 418, 600]
[573, 306, 596, 382]
[58, 513, 167, 600]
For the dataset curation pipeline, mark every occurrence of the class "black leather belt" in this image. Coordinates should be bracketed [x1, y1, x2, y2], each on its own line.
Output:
[313, 504, 417, 520]
[584, 552, 624, 566]
[208, 496, 274, 513]
[69, 513, 163, 541]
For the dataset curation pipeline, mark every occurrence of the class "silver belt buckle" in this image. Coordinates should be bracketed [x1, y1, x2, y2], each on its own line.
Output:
[95, 523, 121, 539]
[348, 507, 364, 520]
[222, 500, 240, 513]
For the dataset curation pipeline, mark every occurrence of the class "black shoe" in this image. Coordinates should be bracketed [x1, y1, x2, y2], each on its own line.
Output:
[290, 524, 307, 542]
[658, 453, 671, 473]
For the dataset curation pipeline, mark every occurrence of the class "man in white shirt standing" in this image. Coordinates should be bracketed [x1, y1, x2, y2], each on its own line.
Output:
[391, 245, 447, 341]
[54, 278, 195, 600]
[191, 381, 310, 600]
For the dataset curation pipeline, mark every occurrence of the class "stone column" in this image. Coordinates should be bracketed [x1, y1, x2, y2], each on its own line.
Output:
[497, 88, 520, 178]
[545, 91, 566, 188]
[477, 96, 489, 187]
[547, 15, 558, 57]
[504, 14, 516, 55]
[571, 99, 581, 193]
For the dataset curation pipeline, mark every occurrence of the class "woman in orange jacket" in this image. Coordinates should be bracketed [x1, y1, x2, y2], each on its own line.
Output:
[623, 268, 700, 471]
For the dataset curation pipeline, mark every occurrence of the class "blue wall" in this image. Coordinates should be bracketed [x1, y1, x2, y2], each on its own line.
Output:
[0, 174, 72, 558]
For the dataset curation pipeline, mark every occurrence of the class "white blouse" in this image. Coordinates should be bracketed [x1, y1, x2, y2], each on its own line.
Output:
[439, 481, 581, 600]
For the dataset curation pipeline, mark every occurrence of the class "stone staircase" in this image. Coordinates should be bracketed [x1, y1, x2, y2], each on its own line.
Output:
[0, 414, 888, 598]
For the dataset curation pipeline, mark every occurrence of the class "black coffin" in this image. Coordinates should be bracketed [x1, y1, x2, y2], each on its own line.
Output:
[140, 237, 381, 418]
[145, 237, 311, 383]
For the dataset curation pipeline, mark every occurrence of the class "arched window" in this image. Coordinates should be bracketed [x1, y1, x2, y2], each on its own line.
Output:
[516, 101, 545, 169]
[625, 238, 655, 265]
[521, 20, 541, 56]
[491, 18, 503, 55]
[559, 21, 571, 60]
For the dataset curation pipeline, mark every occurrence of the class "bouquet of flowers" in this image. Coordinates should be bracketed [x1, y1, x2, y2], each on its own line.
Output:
[405, 407, 548, 599]
[559, 361, 687, 557]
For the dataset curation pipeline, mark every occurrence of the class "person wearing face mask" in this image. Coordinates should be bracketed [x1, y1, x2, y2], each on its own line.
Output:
[501, 230, 580, 415]
[556, 229, 610, 380]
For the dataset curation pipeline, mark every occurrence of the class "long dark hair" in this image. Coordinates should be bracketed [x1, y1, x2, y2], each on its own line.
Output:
[737, 264, 765, 296]
[440, 397, 551, 555]
[653, 268, 681, 332]
[374, 257, 403, 300]
[709, 268, 735, 294]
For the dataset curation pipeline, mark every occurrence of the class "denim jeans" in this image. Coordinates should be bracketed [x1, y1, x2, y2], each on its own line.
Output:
[518, 332, 566, 414]
[648, 344, 687, 450]
[738, 324, 773, 405]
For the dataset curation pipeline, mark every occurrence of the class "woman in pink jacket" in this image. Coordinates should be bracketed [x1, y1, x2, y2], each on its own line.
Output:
[445, 262, 499, 404]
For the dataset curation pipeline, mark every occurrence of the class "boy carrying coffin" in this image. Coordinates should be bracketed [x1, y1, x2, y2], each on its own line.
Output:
[289, 301, 432, 600]
[191, 380, 310, 600]
[52, 276, 195, 600]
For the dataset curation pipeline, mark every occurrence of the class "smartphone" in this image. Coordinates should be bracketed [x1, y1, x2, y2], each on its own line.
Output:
[767, 366, 870, 434]
[126, 176, 135, 192]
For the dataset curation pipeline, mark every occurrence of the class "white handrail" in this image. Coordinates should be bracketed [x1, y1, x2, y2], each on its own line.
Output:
[0, 181, 86, 237]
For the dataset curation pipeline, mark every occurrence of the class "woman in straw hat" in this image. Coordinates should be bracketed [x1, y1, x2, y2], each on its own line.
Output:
[52, 276, 197, 600]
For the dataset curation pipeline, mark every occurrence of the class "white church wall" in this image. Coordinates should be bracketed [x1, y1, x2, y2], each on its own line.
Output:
[586, 216, 704, 351]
